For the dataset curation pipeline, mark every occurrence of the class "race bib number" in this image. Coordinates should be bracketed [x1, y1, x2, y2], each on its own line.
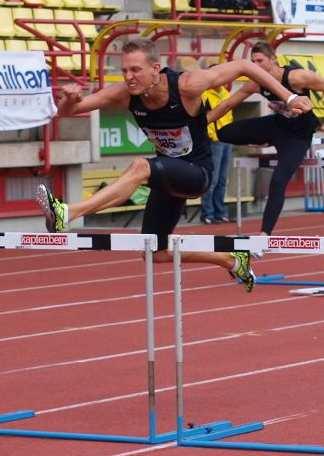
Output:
[143, 126, 193, 157]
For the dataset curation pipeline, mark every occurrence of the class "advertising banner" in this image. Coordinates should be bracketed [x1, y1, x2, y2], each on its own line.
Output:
[0, 51, 57, 131]
[271, 0, 324, 39]
[100, 111, 154, 155]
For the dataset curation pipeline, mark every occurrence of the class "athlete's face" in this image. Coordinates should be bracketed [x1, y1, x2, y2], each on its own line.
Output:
[121, 50, 160, 95]
[251, 52, 274, 72]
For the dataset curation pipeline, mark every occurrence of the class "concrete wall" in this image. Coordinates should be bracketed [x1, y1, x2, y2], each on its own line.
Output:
[0, 215, 46, 232]
[0, 141, 91, 168]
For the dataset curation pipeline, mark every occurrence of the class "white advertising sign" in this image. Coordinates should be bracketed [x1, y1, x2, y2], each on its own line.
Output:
[0, 51, 57, 131]
[271, 0, 324, 39]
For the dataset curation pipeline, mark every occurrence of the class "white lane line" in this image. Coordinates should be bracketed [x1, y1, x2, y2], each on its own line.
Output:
[0, 237, 322, 279]
[0, 273, 147, 294]
[0, 297, 125, 316]
[0, 331, 254, 375]
[0, 251, 79, 262]
[0, 295, 306, 341]
[264, 411, 313, 425]
[281, 270, 324, 280]
[0, 276, 237, 296]
[0, 264, 221, 295]
[0, 258, 140, 278]
[111, 442, 176, 456]
[0, 333, 252, 375]
[0, 277, 306, 316]
[0, 251, 317, 279]
[3, 308, 323, 376]
[272, 320, 324, 332]
[0, 250, 322, 295]
[37, 356, 324, 415]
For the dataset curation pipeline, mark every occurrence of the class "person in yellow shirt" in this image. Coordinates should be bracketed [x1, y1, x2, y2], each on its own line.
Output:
[200, 85, 234, 224]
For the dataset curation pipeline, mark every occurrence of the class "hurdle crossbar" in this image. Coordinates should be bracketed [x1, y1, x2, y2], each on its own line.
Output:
[0, 232, 177, 444]
[168, 234, 324, 256]
[0, 232, 155, 251]
[170, 234, 324, 454]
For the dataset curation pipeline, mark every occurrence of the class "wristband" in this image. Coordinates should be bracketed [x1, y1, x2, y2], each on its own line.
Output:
[286, 93, 298, 106]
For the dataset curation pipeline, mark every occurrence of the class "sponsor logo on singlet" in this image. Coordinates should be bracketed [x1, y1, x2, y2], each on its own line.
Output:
[134, 110, 147, 116]
[21, 234, 68, 246]
[143, 126, 193, 157]
[268, 236, 320, 250]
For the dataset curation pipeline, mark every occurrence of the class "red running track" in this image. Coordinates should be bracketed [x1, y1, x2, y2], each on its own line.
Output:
[0, 213, 324, 456]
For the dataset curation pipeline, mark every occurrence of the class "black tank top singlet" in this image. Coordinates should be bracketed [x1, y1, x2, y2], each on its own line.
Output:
[260, 65, 319, 138]
[129, 67, 212, 172]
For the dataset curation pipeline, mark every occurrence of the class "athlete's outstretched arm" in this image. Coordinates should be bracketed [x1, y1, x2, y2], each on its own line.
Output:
[57, 82, 130, 116]
[181, 60, 312, 112]
[290, 69, 324, 92]
[206, 82, 257, 123]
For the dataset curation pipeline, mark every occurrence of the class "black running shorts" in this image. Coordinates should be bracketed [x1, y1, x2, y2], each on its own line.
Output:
[141, 156, 210, 250]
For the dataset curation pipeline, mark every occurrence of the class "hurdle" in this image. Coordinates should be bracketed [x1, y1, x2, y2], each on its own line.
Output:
[169, 234, 324, 454]
[0, 231, 178, 444]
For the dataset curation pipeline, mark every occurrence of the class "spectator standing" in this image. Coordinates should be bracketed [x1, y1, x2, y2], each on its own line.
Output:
[200, 85, 234, 224]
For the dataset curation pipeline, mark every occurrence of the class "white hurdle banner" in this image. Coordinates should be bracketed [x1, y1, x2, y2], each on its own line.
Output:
[0, 232, 158, 252]
[168, 234, 324, 255]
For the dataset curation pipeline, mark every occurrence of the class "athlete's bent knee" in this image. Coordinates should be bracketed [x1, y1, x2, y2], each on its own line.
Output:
[129, 158, 151, 183]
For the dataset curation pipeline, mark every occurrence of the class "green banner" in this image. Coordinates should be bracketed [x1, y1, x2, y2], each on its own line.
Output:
[100, 111, 154, 155]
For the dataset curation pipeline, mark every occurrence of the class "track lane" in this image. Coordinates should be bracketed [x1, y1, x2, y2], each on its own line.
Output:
[1, 213, 324, 456]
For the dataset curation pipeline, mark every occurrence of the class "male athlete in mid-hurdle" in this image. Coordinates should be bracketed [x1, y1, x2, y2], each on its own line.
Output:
[35, 38, 312, 293]
[207, 41, 324, 238]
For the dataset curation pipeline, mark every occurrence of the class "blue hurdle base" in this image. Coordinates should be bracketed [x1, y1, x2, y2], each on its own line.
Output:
[255, 274, 285, 283]
[180, 439, 324, 454]
[178, 417, 324, 454]
[0, 411, 238, 444]
[0, 412, 265, 445]
[0, 410, 35, 424]
[0, 428, 175, 443]
[0, 409, 177, 444]
[255, 275, 324, 287]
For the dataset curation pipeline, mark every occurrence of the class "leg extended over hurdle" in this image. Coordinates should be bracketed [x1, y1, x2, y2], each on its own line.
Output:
[169, 234, 324, 454]
[0, 231, 176, 444]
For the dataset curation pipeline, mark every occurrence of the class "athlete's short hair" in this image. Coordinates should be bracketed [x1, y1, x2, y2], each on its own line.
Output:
[122, 39, 160, 64]
[251, 41, 276, 59]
